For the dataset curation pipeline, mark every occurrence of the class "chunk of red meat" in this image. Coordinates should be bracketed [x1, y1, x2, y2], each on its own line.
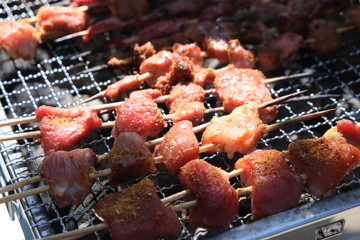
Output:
[306, 19, 340, 54]
[154, 120, 199, 173]
[201, 102, 266, 159]
[227, 39, 255, 68]
[193, 67, 216, 87]
[179, 159, 238, 230]
[36, 6, 89, 40]
[35, 106, 102, 154]
[93, 179, 182, 240]
[235, 150, 303, 220]
[129, 88, 162, 100]
[0, 20, 40, 59]
[108, 132, 156, 186]
[288, 132, 360, 197]
[111, 96, 166, 141]
[139, 50, 174, 87]
[334, 119, 360, 149]
[214, 67, 277, 123]
[172, 43, 203, 66]
[171, 102, 206, 125]
[166, 82, 205, 110]
[258, 32, 303, 72]
[38, 148, 97, 208]
[202, 37, 229, 63]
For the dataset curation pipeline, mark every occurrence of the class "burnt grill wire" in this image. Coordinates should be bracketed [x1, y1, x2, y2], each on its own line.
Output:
[0, 0, 360, 239]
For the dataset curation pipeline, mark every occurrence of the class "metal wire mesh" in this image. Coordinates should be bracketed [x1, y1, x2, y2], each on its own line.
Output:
[0, 0, 360, 239]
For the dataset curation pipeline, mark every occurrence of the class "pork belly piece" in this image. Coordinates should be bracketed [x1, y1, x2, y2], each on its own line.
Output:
[306, 19, 340, 54]
[108, 132, 156, 186]
[345, 5, 360, 33]
[38, 148, 97, 208]
[214, 67, 277, 123]
[257, 32, 304, 72]
[35, 106, 102, 154]
[288, 130, 360, 197]
[36, 6, 89, 40]
[111, 92, 166, 141]
[179, 159, 238, 230]
[154, 120, 199, 174]
[155, 55, 194, 95]
[0, 20, 40, 59]
[93, 178, 182, 240]
[235, 150, 303, 220]
[201, 102, 266, 159]
[104, 74, 142, 101]
[139, 50, 174, 87]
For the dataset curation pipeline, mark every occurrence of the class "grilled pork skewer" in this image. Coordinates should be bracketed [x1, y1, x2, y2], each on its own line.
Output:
[0, 106, 334, 204]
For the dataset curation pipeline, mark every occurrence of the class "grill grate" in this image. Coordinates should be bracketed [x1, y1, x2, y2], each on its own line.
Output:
[1, 1, 360, 239]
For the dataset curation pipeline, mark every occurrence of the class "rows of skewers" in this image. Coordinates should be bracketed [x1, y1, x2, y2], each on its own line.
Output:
[1, 0, 359, 73]
[1, 1, 360, 240]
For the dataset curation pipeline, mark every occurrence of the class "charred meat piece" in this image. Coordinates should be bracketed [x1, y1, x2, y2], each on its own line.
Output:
[35, 106, 102, 154]
[36, 6, 89, 40]
[111, 91, 166, 141]
[93, 178, 182, 240]
[306, 19, 340, 54]
[38, 148, 97, 208]
[201, 102, 267, 159]
[108, 132, 156, 186]
[155, 55, 194, 95]
[257, 32, 303, 72]
[235, 150, 303, 220]
[0, 20, 40, 59]
[288, 127, 360, 197]
[179, 159, 239, 230]
[154, 120, 199, 174]
[214, 67, 277, 123]
[139, 50, 174, 87]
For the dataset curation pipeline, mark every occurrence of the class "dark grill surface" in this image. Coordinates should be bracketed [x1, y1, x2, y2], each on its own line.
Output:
[0, 1, 360, 239]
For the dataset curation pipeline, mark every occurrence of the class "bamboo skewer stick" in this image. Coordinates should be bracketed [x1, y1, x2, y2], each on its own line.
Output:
[38, 170, 249, 240]
[0, 90, 307, 142]
[0, 106, 335, 203]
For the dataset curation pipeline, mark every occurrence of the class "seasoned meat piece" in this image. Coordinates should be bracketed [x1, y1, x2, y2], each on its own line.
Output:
[129, 88, 162, 100]
[166, 82, 205, 110]
[35, 106, 102, 154]
[104, 74, 142, 101]
[334, 119, 360, 149]
[139, 50, 174, 87]
[0, 20, 40, 59]
[227, 39, 255, 68]
[201, 102, 267, 158]
[202, 37, 229, 63]
[258, 32, 303, 72]
[108, 132, 156, 186]
[171, 102, 206, 125]
[193, 67, 217, 87]
[235, 150, 303, 220]
[107, 0, 148, 21]
[38, 148, 97, 208]
[179, 159, 238, 230]
[111, 94, 166, 141]
[93, 179, 182, 240]
[155, 55, 194, 95]
[288, 131, 360, 197]
[238, 21, 272, 44]
[36, 6, 89, 40]
[172, 43, 203, 66]
[214, 67, 277, 123]
[132, 41, 156, 66]
[306, 19, 340, 54]
[154, 120, 199, 173]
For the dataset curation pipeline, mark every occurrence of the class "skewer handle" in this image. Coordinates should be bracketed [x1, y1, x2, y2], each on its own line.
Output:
[0, 185, 49, 204]
[0, 175, 42, 194]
